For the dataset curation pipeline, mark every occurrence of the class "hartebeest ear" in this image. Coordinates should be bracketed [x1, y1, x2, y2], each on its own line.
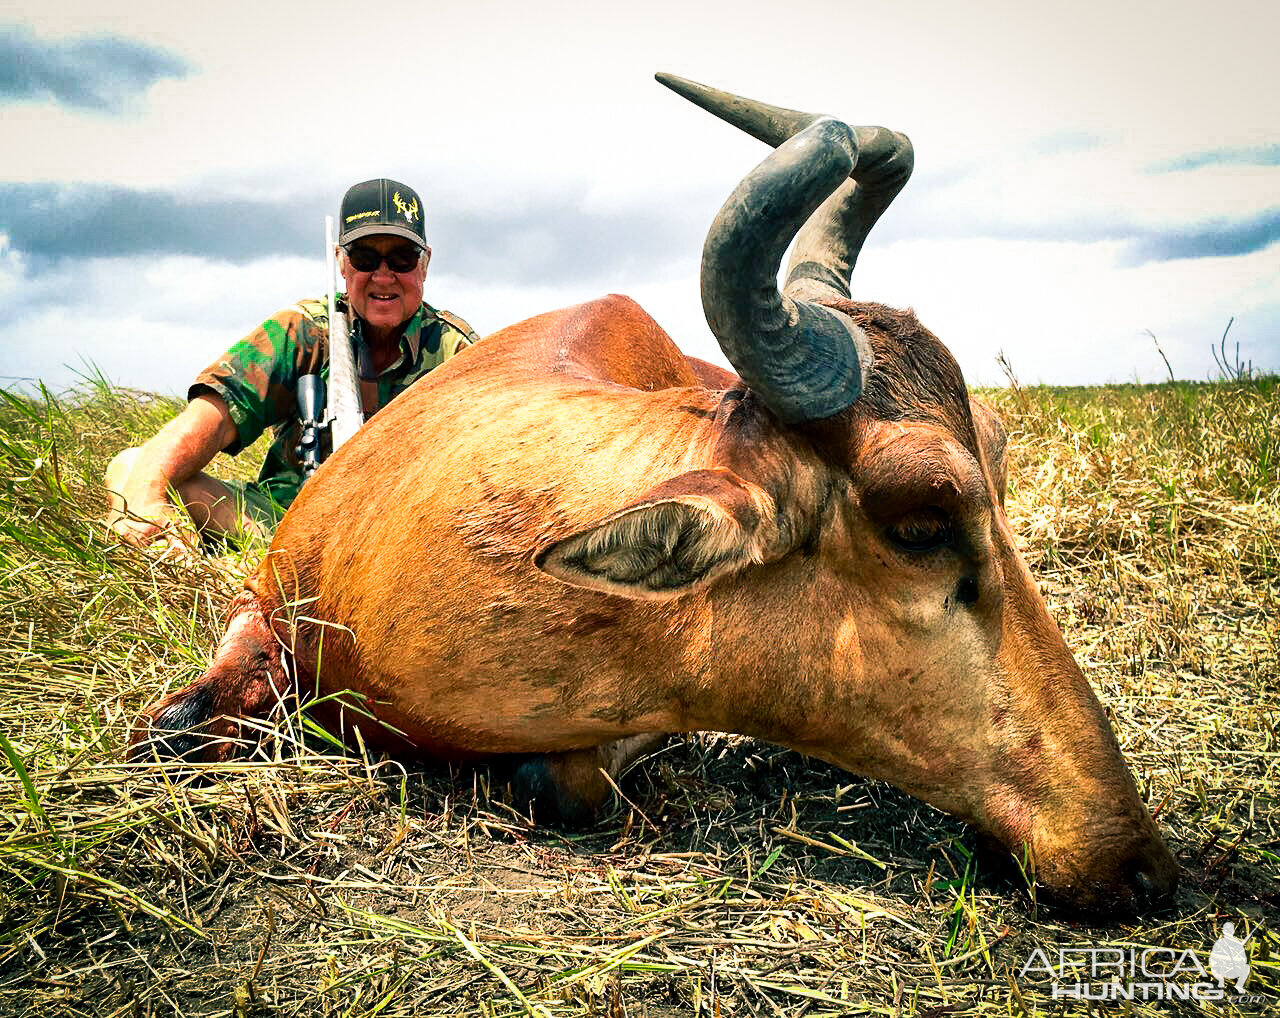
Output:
[970, 399, 1008, 508]
[535, 468, 777, 600]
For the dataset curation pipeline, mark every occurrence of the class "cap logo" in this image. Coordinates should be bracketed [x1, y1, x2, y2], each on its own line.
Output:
[392, 191, 420, 224]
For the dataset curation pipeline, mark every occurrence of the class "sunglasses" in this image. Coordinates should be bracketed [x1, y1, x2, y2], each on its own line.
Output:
[344, 244, 422, 273]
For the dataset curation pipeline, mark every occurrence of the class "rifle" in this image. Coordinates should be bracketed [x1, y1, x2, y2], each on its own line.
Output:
[296, 215, 365, 482]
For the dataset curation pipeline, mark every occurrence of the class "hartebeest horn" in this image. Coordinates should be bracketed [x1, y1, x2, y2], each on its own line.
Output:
[785, 129, 914, 306]
[657, 73, 913, 423]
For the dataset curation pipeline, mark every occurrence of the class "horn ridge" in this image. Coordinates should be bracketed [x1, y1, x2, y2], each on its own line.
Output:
[699, 117, 868, 424]
[785, 126, 914, 304]
[660, 72, 913, 421]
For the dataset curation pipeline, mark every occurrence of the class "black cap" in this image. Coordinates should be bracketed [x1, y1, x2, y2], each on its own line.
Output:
[338, 178, 428, 249]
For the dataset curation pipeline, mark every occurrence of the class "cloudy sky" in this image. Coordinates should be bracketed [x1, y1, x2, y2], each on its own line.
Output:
[2, 0, 1277, 395]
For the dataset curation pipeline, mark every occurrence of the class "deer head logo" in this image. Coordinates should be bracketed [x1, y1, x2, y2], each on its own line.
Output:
[392, 191, 419, 223]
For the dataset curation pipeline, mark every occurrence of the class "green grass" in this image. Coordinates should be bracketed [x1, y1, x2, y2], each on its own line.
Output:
[0, 374, 1277, 1016]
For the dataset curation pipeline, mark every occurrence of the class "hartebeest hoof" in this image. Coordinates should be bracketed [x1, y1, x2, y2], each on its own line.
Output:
[129, 682, 242, 763]
[127, 664, 272, 764]
[511, 734, 666, 826]
[128, 592, 288, 765]
[511, 753, 602, 827]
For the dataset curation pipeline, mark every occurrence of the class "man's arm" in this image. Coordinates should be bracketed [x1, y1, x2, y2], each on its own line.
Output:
[104, 393, 240, 547]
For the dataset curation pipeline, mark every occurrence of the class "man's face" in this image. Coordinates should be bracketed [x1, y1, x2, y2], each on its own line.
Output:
[341, 234, 430, 335]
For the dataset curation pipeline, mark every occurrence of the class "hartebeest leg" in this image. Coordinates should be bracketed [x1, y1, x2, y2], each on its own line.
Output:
[128, 592, 289, 763]
[511, 733, 666, 826]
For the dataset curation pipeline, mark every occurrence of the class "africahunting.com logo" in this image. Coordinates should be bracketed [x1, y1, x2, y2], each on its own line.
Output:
[1019, 921, 1270, 1004]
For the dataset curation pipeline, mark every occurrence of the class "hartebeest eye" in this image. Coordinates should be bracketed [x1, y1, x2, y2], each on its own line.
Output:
[886, 508, 953, 553]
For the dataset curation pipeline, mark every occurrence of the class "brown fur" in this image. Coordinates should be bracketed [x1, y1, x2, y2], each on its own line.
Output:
[132, 293, 1176, 912]
[831, 300, 977, 443]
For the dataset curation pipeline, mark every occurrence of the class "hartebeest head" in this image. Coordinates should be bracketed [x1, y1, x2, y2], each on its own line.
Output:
[651, 74, 1178, 912]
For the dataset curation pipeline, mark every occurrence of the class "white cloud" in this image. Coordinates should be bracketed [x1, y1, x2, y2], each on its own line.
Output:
[1, 0, 1277, 394]
[861, 238, 1280, 386]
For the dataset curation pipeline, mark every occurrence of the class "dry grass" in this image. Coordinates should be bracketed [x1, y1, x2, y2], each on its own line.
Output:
[0, 372, 1277, 1016]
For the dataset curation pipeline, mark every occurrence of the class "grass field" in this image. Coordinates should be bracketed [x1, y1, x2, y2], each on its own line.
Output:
[1, 372, 1277, 1016]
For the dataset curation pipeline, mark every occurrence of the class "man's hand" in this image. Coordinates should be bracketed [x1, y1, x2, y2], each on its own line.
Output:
[105, 494, 182, 548]
[102, 394, 238, 551]
[104, 463, 204, 554]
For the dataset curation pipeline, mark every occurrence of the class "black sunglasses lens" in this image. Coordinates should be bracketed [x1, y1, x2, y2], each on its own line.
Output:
[346, 246, 419, 272]
[386, 249, 420, 272]
[346, 246, 380, 271]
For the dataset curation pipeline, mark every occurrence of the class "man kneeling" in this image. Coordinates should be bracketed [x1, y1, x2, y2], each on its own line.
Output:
[105, 178, 478, 548]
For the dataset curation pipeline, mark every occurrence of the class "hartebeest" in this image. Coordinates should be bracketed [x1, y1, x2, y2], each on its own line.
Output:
[132, 74, 1178, 913]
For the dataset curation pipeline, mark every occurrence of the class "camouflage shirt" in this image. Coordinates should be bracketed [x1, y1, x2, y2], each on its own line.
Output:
[191, 296, 478, 509]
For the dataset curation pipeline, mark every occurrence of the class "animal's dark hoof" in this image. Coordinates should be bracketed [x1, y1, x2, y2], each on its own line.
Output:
[510, 756, 598, 828]
[128, 726, 235, 764]
[127, 686, 241, 765]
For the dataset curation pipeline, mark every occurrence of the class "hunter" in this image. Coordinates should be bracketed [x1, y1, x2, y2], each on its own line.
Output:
[105, 178, 478, 548]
